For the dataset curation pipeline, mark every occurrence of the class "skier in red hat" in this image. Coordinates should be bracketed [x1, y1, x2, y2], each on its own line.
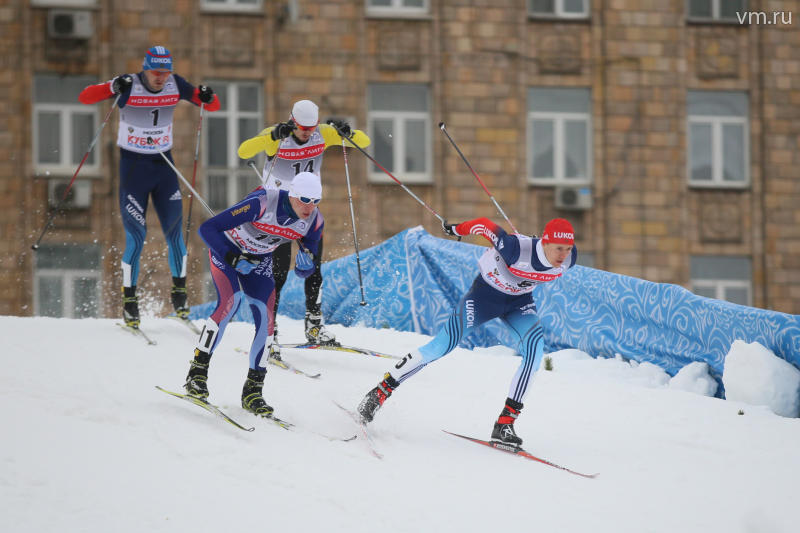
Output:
[357, 217, 577, 447]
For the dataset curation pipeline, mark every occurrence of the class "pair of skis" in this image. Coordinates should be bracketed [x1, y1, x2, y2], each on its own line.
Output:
[156, 386, 355, 441]
[332, 404, 596, 478]
[117, 315, 201, 345]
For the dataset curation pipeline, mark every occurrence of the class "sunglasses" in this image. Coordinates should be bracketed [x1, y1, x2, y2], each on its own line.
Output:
[295, 123, 318, 132]
[298, 196, 321, 205]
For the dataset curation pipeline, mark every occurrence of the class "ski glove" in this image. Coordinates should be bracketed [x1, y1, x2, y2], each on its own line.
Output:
[294, 249, 315, 278]
[226, 252, 260, 275]
[198, 85, 215, 104]
[271, 121, 296, 141]
[442, 220, 460, 237]
[328, 119, 351, 137]
[111, 74, 133, 94]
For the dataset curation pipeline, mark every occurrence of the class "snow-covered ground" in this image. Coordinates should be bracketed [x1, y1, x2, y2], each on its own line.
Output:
[2, 315, 798, 533]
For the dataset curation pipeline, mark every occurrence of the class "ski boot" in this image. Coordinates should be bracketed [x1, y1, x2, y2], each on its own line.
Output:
[357, 372, 399, 424]
[171, 276, 189, 319]
[241, 368, 274, 417]
[184, 349, 211, 399]
[122, 286, 140, 328]
[491, 398, 524, 447]
[305, 311, 336, 344]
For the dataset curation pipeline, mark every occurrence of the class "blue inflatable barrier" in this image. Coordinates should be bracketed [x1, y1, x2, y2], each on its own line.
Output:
[192, 227, 800, 391]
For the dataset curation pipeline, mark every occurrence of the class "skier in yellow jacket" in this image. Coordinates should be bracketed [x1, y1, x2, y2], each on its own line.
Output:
[238, 100, 370, 356]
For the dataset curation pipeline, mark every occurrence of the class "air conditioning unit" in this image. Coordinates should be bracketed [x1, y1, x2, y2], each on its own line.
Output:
[47, 10, 93, 40]
[49, 180, 91, 209]
[555, 186, 593, 210]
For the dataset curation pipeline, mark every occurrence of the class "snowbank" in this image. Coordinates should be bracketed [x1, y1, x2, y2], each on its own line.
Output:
[723, 340, 800, 417]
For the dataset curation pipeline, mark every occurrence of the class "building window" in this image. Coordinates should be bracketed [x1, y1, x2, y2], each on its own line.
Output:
[687, 0, 747, 22]
[528, 87, 592, 185]
[35, 244, 101, 318]
[34, 74, 100, 177]
[687, 91, 749, 187]
[367, 84, 431, 184]
[528, 0, 589, 18]
[205, 81, 263, 212]
[200, 0, 262, 13]
[690, 256, 751, 306]
[367, 0, 429, 17]
[31, 0, 97, 6]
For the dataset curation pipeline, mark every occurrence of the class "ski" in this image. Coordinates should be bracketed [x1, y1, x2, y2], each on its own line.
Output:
[443, 430, 598, 479]
[117, 322, 157, 345]
[269, 355, 321, 379]
[281, 342, 399, 360]
[156, 386, 254, 431]
[234, 347, 321, 379]
[333, 401, 383, 459]
[167, 315, 202, 335]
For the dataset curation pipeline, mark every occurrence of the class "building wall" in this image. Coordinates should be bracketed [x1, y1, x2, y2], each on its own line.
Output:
[1, 0, 798, 317]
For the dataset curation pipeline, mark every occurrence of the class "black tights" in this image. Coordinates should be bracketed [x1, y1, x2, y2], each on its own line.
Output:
[272, 237, 324, 316]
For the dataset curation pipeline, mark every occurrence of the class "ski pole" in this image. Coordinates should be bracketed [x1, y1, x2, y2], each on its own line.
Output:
[326, 121, 446, 224]
[31, 93, 121, 250]
[149, 138, 215, 217]
[341, 140, 367, 306]
[184, 103, 205, 245]
[438, 122, 519, 234]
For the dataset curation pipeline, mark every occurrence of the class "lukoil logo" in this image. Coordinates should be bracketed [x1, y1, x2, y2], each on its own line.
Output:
[465, 299, 475, 327]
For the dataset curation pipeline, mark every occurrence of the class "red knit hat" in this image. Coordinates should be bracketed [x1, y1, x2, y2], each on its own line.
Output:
[541, 218, 575, 245]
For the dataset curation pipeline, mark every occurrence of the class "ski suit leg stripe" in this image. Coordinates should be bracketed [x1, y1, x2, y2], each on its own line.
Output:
[239, 255, 276, 371]
[245, 295, 269, 370]
[151, 150, 187, 279]
[396, 304, 467, 384]
[119, 189, 146, 286]
[206, 250, 242, 353]
[501, 306, 545, 403]
[513, 329, 543, 402]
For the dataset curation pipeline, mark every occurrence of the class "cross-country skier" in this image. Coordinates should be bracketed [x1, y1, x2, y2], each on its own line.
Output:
[183, 172, 323, 417]
[357, 217, 577, 446]
[237, 100, 370, 355]
[78, 45, 221, 328]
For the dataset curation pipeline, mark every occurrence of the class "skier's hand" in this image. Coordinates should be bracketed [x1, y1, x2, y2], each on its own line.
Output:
[328, 119, 351, 137]
[294, 249, 314, 278]
[111, 74, 133, 94]
[198, 85, 215, 104]
[226, 252, 260, 275]
[442, 220, 460, 237]
[271, 121, 296, 141]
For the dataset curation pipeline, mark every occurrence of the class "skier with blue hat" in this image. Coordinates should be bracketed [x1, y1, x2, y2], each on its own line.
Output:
[79, 46, 221, 329]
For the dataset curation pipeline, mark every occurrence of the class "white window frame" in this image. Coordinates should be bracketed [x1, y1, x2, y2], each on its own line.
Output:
[200, 0, 263, 14]
[30, 0, 97, 6]
[33, 100, 100, 177]
[691, 279, 752, 306]
[368, 110, 432, 184]
[204, 80, 263, 210]
[686, 0, 748, 22]
[687, 115, 749, 188]
[366, 0, 430, 18]
[528, 111, 592, 185]
[34, 267, 102, 318]
[528, 0, 589, 19]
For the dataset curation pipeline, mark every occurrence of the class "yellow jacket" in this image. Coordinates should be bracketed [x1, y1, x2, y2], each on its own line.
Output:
[237, 124, 371, 159]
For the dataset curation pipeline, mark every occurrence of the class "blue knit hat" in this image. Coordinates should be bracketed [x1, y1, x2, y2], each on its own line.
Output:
[143, 46, 173, 71]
